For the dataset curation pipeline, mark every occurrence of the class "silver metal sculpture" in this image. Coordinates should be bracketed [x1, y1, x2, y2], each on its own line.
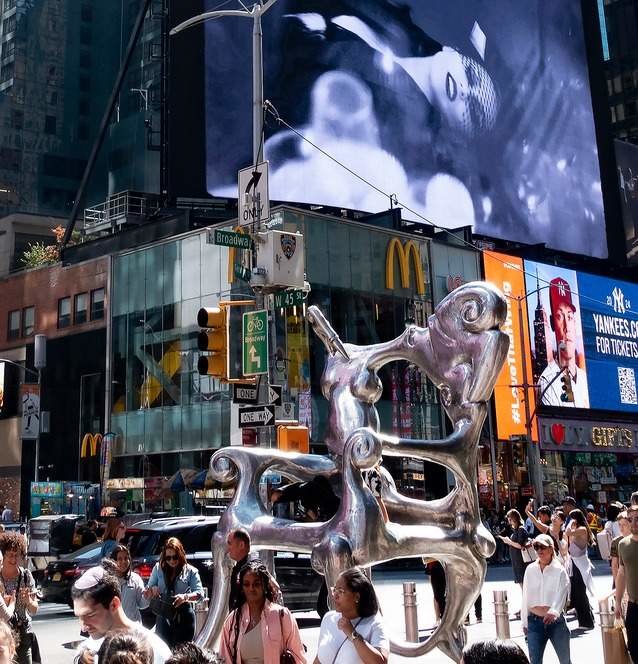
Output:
[199, 281, 508, 662]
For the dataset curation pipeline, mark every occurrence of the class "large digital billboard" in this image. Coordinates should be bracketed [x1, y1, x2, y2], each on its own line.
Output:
[615, 139, 638, 264]
[169, 1, 608, 258]
[524, 260, 638, 413]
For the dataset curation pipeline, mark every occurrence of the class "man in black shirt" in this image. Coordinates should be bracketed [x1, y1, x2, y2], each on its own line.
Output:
[227, 529, 257, 611]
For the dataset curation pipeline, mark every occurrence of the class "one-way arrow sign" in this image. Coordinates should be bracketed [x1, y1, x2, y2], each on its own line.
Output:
[232, 383, 259, 405]
[238, 405, 275, 428]
[268, 385, 282, 406]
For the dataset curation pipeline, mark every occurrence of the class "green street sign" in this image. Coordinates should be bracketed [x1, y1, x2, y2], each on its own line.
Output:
[234, 263, 251, 282]
[243, 310, 268, 376]
[213, 228, 252, 249]
[273, 289, 304, 309]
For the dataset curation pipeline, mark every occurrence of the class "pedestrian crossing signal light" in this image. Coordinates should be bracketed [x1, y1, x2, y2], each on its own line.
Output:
[560, 372, 574, 403]
[197, 306, 228, 379]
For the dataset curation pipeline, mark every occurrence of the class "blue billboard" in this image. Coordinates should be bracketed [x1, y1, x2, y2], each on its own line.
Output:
[577, 273, 638, 412]
[525, 260, 638, 413]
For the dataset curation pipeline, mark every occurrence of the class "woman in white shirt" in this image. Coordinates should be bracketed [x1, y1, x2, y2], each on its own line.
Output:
[108, 545, 149, 623]
[522, 534, 571, 664]
[315, 568, 388, 664]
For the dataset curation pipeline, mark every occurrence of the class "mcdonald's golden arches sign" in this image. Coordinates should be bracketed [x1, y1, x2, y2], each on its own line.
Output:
[385, 238, 426, 295]
[81, 433, 102, 458]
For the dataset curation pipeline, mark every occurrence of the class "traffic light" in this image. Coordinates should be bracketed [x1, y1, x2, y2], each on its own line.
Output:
[560, 372, 574, 403]
[197, 306, 228, 380]
[512, 442, 523, 466]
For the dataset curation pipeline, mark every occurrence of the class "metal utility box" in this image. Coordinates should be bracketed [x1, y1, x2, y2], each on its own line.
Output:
[277, 425, 309, 454]
[255, 231, 304, 288]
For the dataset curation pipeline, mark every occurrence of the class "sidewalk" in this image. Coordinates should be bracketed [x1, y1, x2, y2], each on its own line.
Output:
[297, 563, 612, 663]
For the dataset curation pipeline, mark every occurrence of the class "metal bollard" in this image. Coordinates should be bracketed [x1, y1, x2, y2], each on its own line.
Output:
[403, 581, 419, 642]
[598, 593, 618, 664]
[493, 590, 511, 639]
[195, 588, 210, 635]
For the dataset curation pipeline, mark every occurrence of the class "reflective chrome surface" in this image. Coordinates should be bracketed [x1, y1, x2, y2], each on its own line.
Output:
[197, 281, 508, 663]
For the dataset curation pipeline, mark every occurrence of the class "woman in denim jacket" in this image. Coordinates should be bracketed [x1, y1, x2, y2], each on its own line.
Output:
[143, 537, 204, 648]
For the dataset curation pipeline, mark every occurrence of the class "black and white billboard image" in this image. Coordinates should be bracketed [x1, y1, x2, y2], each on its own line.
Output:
[170, 1, 608, 258]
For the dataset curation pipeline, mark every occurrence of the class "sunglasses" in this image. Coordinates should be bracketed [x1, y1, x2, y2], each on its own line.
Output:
[164, 554, 179, 561]
[533, 544, 551, 551]
[330, 587, 349, 596]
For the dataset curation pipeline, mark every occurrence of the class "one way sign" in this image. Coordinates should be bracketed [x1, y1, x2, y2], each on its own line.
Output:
[238, 405, 275, 428]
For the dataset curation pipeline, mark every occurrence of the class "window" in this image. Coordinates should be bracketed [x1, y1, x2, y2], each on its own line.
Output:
[79, 50, 91, 69]
[78, 123, 89, 141]
[46, 90, 57, 106]
[22, 306, 34, 337]
[90, 288, 105, 320]
[58, 297, 71, 329]
[74, 292, 88, 324]
[2, 15, 16, 34]
[2, 39, 14, 60]
[80, 27, 91, 46]
[79, 76, 90, 93]
[0, 63, 12, 83]
[11, 109, 22, 129]
[7, 310, 20, 340]
[78, 98, 89, 116]
[44, 115, 56, 135]
[3, 0, 16, 11]
[81, 4, 92, 22]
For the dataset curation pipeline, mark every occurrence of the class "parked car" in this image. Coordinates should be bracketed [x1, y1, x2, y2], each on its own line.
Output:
[40, 541, 103, 605]
[40, 515, 327, 615]
[125, 515, 327, 615]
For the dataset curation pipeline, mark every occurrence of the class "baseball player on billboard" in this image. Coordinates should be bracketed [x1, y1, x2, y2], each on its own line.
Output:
[538, 277, 590, 408]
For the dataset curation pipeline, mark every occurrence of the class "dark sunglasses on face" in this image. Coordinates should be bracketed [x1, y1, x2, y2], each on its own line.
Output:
[164, 554, 178, 561]
[533, 544, 550, 551]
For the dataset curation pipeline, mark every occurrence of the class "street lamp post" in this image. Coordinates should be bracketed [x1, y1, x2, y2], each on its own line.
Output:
[170, 0, 279, 165]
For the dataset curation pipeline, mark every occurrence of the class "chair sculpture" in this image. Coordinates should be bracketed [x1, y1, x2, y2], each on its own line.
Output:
[198, 281, 509, 662]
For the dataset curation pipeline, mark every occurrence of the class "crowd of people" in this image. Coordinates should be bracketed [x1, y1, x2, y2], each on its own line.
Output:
[0, 496, 633, 664]
[480, 492, 638, 664]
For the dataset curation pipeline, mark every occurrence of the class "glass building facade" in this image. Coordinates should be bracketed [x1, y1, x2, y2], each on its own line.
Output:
[108, 207, 441, 506]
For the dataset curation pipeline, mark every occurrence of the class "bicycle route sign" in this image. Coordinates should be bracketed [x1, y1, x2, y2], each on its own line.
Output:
[242, 309, 268, 376]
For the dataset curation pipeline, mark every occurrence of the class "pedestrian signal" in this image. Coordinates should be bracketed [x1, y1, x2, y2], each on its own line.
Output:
[560, 372, 574, 403]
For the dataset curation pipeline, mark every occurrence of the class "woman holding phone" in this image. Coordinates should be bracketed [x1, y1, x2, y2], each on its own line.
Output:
[497, 509, 530, 618]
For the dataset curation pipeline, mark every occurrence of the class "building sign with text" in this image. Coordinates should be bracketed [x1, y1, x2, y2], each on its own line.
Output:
[524, 261, 638, 413]
[539, 416, 638, 453]
[483, 251, 537, 441]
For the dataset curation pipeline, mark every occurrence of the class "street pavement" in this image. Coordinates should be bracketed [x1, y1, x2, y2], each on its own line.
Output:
[33, 563, 613, 663]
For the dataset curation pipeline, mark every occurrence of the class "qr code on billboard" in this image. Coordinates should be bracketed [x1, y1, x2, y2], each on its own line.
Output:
[618, 367, 638, 405]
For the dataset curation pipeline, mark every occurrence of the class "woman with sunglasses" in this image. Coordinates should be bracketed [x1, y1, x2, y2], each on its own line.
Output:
[109, 544, 148, 623]
[521, 534, 571, 664]
[144, 537, 204, 648]
[316, 567, 388, 664]
[100, 518, 127, 559]
[220, 560, 305, 664]
[565, 508, 595, 630]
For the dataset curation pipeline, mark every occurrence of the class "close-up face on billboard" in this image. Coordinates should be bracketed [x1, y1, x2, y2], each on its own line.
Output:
[523, 260, 638, 414]
[195, 0, 607, 257]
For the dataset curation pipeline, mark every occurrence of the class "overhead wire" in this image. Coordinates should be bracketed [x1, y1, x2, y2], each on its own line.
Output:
[264, 101, 638, 320]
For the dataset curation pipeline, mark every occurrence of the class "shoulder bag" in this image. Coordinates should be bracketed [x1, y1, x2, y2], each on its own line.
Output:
[279, 609, 296, 664]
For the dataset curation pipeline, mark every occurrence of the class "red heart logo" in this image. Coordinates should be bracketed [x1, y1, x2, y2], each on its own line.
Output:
[551, 423, 565, 445]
